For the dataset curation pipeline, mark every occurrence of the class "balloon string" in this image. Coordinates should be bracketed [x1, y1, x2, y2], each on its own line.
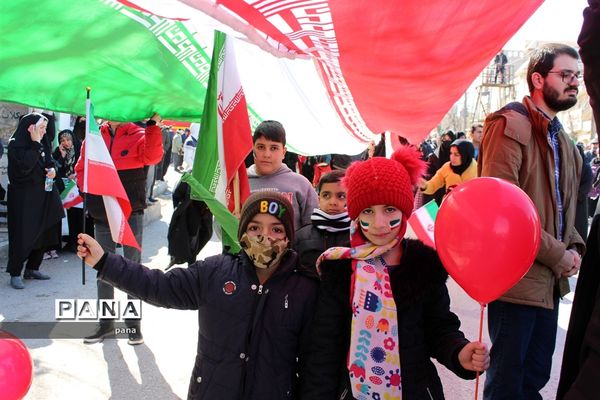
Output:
[474, 303, 485, 400]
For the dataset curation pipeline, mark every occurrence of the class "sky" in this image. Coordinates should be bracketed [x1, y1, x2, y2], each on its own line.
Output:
[455, 0, 590, 123]
[505, 0, 588, 49]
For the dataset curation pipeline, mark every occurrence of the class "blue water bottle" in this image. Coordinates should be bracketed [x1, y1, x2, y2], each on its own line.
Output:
[45, 168, 54, 192]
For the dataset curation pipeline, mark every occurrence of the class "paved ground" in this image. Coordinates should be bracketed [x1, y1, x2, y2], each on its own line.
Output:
[0, 168, 576, 399]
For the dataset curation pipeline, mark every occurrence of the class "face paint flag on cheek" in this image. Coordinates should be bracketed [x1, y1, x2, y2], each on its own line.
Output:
[389, 219, 401, 229]
[359, 219, 369, 232]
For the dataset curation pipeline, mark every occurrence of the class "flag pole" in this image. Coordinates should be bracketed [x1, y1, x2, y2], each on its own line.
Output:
[81, 87, 91, 285]
[233, 171, 240, 217]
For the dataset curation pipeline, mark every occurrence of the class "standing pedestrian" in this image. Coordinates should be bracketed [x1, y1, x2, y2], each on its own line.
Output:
[75, 114, 163, 345]
[479, 43, 585, 400]
[6, 113, 64, 289]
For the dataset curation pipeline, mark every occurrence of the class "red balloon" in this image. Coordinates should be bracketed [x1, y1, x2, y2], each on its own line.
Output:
[434, 177, 541, 305]
[0, 331, 33, 400]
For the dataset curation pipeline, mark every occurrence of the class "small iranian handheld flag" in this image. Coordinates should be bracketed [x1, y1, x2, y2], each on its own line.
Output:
[406, 200, 438, 249]
[60, 179, 83, 209]
[83, 99, 140, 249]
[187, 31, 253, 253]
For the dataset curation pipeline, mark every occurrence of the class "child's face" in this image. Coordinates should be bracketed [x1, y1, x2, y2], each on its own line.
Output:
[358, 204, 403, 245]
[318, 182, 347, 214]
[246, 213, 287, 241]
[253, 137, 286, 176]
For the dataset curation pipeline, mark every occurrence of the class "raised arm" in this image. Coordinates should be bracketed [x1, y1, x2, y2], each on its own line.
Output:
[77, 233, 205, 310]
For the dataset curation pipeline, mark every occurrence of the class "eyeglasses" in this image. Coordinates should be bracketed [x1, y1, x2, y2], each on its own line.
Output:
[547, 70, 581, 83]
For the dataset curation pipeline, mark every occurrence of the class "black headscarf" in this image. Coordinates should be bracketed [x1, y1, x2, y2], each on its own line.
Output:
[8, 112, 47, 149]
[72, 116, 86, 146]
[8, 112, 56, 181]
[449, 139, 475, 176]
[438, 131, 456, 165]
[419, 141, 433, 160]
[57, 129, 77, 176]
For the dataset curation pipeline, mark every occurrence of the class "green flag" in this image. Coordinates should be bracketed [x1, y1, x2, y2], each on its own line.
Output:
[187, 31, 254, 253]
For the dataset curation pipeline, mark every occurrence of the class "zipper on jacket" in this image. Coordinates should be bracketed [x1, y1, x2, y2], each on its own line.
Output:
[240, 283, 270, 398]
[339, 387, 348, 400]
[426, 387, 434, 400]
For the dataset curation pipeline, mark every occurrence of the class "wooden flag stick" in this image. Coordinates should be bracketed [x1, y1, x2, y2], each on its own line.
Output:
[233, 171, 241, 217]
[474, 303, 486, 399]
[81, 87, 91, 285]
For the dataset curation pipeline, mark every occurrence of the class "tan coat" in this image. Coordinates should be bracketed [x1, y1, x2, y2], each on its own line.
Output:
[478, 96, 585, 309]
[421, 159, 478, 195]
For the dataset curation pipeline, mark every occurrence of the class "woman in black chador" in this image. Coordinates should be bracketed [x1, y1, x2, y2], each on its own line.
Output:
[6, 113, 64, 289]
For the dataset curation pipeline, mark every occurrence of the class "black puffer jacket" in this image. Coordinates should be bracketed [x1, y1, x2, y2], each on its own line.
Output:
[293, 224, 350, 270]
[300, 239, 475, 400]
[96, 250, 319, 400]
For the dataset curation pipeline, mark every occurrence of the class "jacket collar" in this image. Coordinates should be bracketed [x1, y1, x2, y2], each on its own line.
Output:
[239, 249, 300, 284]
[522, 96, 551, 136]
[387, 239, 449, 304]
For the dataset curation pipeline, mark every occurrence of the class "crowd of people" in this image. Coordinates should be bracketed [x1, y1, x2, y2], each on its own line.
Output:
[3, 17, 600, 399]
[77, 40, 598, 400]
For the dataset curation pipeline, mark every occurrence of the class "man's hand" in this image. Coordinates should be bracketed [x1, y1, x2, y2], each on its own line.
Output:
[561, 249, 581, 278]
[458, 342, 490, 372]
[77, 233, 105, 267]
[554, 249, 580, 278]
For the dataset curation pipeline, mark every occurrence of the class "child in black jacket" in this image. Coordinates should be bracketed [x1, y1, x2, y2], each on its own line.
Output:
[294, 170, 351, 270]
[78, 191, 318, 400]
[300, 146, 489, 400]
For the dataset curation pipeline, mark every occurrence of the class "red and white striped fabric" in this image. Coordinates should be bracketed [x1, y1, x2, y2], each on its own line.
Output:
[406, 200, 438, 249]
[120, 0, 543, 145]
[83, 99, 140, 250]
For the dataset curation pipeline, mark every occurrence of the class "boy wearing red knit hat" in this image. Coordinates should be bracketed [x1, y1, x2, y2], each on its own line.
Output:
[300, 146, 489, 400]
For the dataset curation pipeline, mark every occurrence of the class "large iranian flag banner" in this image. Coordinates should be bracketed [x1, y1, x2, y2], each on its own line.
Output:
[83, 100, 140, 249]
[185, 31, 252, 253]
[1, 0, 544, 155]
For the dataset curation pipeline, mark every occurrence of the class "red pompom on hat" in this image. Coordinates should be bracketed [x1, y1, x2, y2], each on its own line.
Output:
[344, 145, 427, 220]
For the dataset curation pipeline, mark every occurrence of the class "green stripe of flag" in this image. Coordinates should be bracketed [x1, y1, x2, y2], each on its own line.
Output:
[423, 200, 438, 221]
[182, 173, 240, 254]
[1, 1, 264, 125]
[60, 180, 76, 200]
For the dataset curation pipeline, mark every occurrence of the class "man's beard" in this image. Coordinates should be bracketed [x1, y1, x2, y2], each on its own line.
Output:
[543, 84, 577, 112]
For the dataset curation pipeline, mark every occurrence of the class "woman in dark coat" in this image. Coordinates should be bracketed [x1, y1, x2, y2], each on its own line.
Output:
[52, 129, 84, 252]
[76, 191, 318, 400]
[52, 129, 79, 181]
[6, 113, 64, 289]
[301, 146, 489, 400]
